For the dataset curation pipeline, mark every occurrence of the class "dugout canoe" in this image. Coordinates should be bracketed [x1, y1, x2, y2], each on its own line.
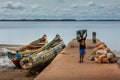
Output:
[7, 34, 48, 67]
[20, 34, 65, 73]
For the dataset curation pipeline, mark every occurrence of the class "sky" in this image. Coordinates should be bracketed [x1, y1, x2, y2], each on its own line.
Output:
[0, 0, 120, 20]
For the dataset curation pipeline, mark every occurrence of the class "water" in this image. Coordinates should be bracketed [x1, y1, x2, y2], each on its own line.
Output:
[0, 21, 120, 51]
[0, 21, 120, 71]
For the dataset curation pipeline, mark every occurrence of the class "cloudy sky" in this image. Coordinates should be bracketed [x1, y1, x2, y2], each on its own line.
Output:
[0, 0, 120, 20]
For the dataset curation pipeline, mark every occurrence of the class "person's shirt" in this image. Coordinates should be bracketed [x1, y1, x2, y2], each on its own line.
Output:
[78, 37, 86, 49]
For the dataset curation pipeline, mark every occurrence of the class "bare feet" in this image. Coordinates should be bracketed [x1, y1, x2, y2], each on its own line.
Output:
[79, 61, 81, 63]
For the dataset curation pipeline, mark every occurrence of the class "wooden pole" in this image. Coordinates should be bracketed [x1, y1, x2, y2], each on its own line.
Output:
[92, 32, 96, 43]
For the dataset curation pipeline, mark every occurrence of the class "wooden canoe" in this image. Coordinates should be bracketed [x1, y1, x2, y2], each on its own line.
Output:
[20, 34, 65, 73]
[7, 35, 48, 67]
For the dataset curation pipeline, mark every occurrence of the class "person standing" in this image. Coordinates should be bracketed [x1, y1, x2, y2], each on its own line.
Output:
[78, 31, 87, 63]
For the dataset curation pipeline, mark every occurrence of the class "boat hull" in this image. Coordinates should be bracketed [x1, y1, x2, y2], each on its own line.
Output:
[7, 36, 48, 67]
[20, 41, 65, 73]
[12, 58, 21, 67]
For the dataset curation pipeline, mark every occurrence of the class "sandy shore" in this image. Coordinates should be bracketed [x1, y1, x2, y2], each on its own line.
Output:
[0, 69, 37, 80]
[34, 39, 120, 80]
[0, 40, 120, 80]
[0, 44, 37, 80]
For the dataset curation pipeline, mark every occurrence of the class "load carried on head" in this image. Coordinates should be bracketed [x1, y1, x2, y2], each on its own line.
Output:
[76, 29, 87, 40]
[89, 42, 116, 63]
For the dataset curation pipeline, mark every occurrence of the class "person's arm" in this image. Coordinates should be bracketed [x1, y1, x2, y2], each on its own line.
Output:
[83, 32, 87, 39]
[77, 37, 81, 42]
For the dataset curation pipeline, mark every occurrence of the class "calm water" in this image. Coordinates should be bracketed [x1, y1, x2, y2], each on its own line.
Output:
[0, 21, 120, 51]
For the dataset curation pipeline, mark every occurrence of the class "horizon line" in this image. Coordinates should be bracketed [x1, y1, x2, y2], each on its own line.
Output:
[0, 19, 120, 21]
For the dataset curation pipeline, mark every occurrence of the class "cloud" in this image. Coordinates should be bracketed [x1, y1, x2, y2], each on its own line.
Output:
[61, 8, 72, 12]
[31, 4, 39, 9]
[0, 0, 120, 20]
[98, 4, 105, 9]
[2, 1, 25, 10]
[51, 7, 73, 17]
[87, 1, 95, 7]
[0, 1, 42, 18]
[57, 0, 64, 3]
[71, 4, 78, 8]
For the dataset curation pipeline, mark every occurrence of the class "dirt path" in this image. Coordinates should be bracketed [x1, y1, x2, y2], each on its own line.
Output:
[34, 39, 120, 80]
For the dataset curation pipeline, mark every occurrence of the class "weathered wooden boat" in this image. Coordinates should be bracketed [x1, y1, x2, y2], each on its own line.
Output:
[20, 34, 65, 73]
[7, 34, 48, 67]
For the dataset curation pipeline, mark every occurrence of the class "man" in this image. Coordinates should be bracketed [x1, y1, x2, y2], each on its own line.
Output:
[78, 31, 87, 63]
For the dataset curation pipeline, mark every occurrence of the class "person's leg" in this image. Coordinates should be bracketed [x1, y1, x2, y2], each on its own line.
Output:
[79, 54, 81, 63]
[81, 55, 83, 62]
[82, 49, 86, 62]
[79, 50, 81, 63]
[79, 50, 83, 63]
[80, 54, 82, 62]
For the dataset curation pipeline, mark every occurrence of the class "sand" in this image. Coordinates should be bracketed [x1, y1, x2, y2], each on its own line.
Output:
[0, 68, 37, 80]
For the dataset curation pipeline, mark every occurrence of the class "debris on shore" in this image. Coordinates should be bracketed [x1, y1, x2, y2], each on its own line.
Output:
[89, 42, 116, 63]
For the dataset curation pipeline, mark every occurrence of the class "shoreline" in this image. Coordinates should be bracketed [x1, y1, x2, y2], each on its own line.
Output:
[0, 39, 120, 80]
